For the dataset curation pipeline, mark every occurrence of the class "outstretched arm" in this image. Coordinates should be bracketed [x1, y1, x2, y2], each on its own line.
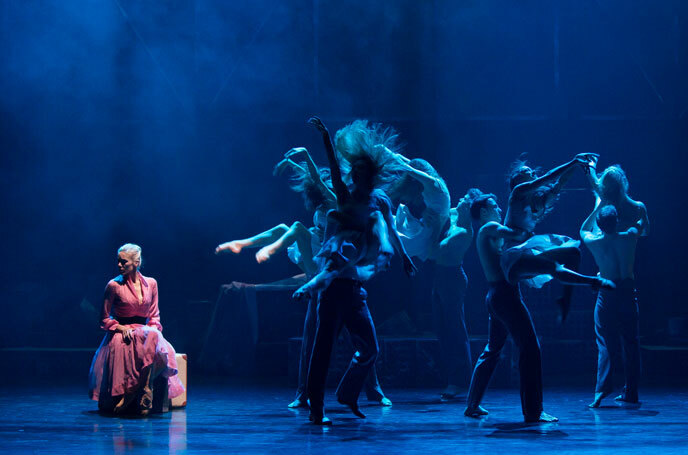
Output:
[393, 154, 445, 194]
[513, 153, 598, 198]
[273, 158, 307, 177]
[308, 117, 349, 202]
[284, 147, 337, 205]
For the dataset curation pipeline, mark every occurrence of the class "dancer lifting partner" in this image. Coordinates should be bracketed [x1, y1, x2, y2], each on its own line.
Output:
[501, 154, 615, 322]
[300, 117, 415, 425]
[390, 160, 475, 399]
[464, 192, 557, 422]
[215, 150, 390, 408]
[581, 162, 647, 408]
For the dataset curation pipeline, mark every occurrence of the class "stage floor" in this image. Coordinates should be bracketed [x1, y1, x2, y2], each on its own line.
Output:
[0, 384, 686, 454]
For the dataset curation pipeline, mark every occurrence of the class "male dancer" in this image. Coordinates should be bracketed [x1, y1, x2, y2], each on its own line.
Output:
[391, 159, 474, 399]
[464, 191, 558, 422]
[581, 198, 645, 407]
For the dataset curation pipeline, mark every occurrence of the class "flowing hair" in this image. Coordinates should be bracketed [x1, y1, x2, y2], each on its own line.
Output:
[286, 162, 332, 212]
[333, 120, 406, 190]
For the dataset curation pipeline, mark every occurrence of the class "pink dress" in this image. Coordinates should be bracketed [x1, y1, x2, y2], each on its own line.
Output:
[88, 272, 184, 403]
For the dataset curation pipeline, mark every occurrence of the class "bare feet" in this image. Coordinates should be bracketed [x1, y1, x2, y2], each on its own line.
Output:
[255, 245, 278, 263]
[464, 405, 489, 417]
[379, 397, 392, 407]
[614, 395, 639, 404]
[216, 241, 244, 255]
[525, 411, 559, 423]
[309, 413, 332, 425]
[287, 398, 308, 409]
[589, 391, 610, 408]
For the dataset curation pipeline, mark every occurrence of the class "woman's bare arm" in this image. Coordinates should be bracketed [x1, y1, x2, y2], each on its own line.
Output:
[308, 117, 349, 202]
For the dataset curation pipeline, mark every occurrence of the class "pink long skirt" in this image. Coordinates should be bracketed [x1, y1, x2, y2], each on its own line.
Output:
[89, 325, 185, 402]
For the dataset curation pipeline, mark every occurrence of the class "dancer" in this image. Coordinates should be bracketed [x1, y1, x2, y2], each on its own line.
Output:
[464, 192, 558, 422]
[303, 117, 415, 425]
[581, 176, 646, 407]
[215, 150, 390, 408]
[390, 160, 475, 399]
[585, 161, 649, 235]
[89, 244, 184, 415]
[293, 119, 416, 299]
[501, 154, 615, 321]
[215, 149, 334, 276]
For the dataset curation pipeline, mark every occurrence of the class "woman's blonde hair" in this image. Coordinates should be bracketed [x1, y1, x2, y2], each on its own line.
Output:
[118, 243, 143, 267]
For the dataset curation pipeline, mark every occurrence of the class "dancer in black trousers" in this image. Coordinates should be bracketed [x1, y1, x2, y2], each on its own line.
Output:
[464, 191, 558, 422]
[298, 117, 415, 425]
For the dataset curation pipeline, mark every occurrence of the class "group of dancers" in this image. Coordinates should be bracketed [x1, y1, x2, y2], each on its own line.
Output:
[89, 117, 648, 425]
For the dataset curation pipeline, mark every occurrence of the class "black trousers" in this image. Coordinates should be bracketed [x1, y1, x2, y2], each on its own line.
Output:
[466, 281, 543, 419]
[594, 279, 640, 402]
[295, 295, 384, 402]
[431, 264, 472, 387]
[306, 279, 379, 416]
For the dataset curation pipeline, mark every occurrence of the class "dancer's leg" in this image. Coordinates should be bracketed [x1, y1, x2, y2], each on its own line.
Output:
[590, 289, 618, 407]
[216, 224, 289, 254]
[617, 284, 641, 403]
[335, 283, 379, 419]
[492, 284, 552, 422]
[432, 265, 472, 398]
[290, 296, 317, 408]
[465, 297, 508, 416]
[256, 222, 315, 267]
[341, 328, 388, 404]
[306, 283, 343, 424]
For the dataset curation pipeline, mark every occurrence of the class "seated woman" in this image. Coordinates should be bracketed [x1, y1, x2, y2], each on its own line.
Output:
[89, 244, 184, 415]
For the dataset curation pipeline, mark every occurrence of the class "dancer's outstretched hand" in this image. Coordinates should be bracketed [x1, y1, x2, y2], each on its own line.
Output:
[403, 255, 418, 277]
[273, 158, 291, 176]
[307, 116, 328, 133]
[574, 153, 599, 167]
[285, 147, 308, 159]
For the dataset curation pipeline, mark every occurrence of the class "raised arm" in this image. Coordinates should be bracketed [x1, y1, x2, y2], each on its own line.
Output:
[308, 117, 349, 201]
[513, 153, 598, 198]
[284, 147, 337, 205]
[580, 201, 603, 243]
[393, 154, 445, 194]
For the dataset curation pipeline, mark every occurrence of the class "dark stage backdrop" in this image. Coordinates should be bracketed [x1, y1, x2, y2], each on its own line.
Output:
[1, 1, 686, 372]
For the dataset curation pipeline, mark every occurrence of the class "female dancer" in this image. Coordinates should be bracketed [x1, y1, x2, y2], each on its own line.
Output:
[501, 154, 615, 321]
[302, 117, 415, 425]
[89, 244, 184, 414]
[215, 148, 335, 277]
[292, 118, 416, 299]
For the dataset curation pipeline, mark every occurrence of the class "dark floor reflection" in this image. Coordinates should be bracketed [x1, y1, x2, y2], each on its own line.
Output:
[0, 386, 685, 454]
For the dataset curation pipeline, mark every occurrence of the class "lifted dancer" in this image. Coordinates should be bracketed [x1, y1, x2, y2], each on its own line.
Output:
[464, 192, 557, 423]
[581, 172, 647, 407]
[501, 155, 615, 322]
[302, 117, 415, 425]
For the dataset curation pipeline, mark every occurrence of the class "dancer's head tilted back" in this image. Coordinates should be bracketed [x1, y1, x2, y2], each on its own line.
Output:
[117, 243, 142, 277]
[468, 189, 501, 225]
[334, 120, 405, 193]
[597, 205, 619, 234]
[598, 165, 629, 202]
[507, 159, 542, 191]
